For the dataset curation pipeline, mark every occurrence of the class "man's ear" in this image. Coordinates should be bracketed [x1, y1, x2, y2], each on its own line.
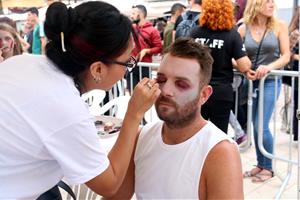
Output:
[198, 85, 213, 106]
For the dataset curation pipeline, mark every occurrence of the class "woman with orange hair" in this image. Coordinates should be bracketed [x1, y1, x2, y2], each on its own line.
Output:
[238, 0, 290, 183]
[190, 0, 255, 133]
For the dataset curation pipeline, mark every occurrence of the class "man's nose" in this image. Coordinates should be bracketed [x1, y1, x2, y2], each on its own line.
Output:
[160, 82, 174, 97]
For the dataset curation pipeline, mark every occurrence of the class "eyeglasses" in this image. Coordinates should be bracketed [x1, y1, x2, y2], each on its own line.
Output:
[103, 56, 137, 74]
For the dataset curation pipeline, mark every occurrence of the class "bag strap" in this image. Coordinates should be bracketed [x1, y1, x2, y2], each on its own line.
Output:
[191, 13, 200, 24]
[254, 29, 267, 69]
[181, 12, 188, 20]
[57, 181, 76, 200]
[135, 26, 152, 48]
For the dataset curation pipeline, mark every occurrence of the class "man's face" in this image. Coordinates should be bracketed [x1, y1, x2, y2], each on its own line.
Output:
[130, 8, 141, 23]
[26, 15, 36, 28]
[155, 54, 201, 127]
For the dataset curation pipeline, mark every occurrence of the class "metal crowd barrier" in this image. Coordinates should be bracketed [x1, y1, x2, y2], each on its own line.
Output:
[256, 70, 299, 199]
[232, 71, 253, 152]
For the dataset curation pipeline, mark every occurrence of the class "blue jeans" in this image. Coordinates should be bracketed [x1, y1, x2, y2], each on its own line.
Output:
[252, 78, 281, 170]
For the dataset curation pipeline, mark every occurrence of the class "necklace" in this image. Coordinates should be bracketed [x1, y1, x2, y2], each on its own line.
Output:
[256, 30, 262, 35]
[255, 28, 264, 35]
[253, 25, 266, 36]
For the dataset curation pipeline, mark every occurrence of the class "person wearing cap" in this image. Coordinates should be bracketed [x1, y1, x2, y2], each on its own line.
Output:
[163, 3, 186, 51]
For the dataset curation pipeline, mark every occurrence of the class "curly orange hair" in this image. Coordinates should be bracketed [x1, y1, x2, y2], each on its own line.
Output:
[200, 0, 235, 30]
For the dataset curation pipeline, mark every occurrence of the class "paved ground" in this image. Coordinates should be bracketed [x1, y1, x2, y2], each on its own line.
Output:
[242, 130, 299, 199]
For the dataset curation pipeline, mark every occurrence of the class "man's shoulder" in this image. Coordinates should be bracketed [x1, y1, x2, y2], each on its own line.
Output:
[201, 122, 234, 143]
[144, 22, 159, 32]
[184, 10, 201, 17]
[142, 21, 154, 28]
[186, 10, 201, 14]
[33, 24, 40, 32]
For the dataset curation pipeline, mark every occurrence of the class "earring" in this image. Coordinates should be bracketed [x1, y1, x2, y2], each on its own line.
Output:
[93, 76, 101, 83]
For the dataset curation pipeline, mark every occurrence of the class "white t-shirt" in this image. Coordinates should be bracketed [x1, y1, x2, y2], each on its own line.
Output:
[134, 121, 235, 199]
[0, 55, 109, 199]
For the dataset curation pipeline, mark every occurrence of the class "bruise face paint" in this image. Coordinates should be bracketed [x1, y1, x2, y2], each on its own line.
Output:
[0, 30, 14, 55]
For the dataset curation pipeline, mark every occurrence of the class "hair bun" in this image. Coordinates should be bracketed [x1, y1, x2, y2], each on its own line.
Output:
[44, 2, 77, 41]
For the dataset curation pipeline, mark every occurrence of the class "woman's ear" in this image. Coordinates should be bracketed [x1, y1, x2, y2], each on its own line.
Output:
[89, 61, 106, 83]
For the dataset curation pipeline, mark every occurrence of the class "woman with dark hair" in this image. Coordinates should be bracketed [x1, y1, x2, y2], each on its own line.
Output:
[0, 2, 160, 199]
[190, 0, 255, 133]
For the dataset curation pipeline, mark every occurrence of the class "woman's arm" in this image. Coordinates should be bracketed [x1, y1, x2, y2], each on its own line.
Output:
[86, 78, 160, 197]
[237, 24, 246, 40]
[268, 21, 290, 69]
[293, 53, 299, 61]
[234, 57, 256, 80]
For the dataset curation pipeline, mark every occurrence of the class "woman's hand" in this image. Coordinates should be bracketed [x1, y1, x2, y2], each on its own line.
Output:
[127, 78, 161, 119]
[255, 65, 271, 79]
[245, 69, 256, 80]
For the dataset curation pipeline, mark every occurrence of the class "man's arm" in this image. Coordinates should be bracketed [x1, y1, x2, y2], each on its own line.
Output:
[139, 28, 162, 61]
[149, 28, 162, 55]
[200, 140, 244, 199]
[40, 37, 47, 55]
[39, 21, 47, 54]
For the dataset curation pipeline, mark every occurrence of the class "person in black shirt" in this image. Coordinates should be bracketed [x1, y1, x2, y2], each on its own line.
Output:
[190, 0, 255, 133]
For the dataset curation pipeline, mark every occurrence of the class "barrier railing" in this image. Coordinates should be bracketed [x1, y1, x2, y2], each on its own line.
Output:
[256, 70, 299, 199]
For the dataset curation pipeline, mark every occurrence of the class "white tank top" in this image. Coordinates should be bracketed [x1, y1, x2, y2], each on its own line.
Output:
[134, 121, 235, 199]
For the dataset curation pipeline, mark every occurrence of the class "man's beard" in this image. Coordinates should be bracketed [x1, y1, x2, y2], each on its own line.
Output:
[155, 95, 200, 129]
[132, 17, 140, 24]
